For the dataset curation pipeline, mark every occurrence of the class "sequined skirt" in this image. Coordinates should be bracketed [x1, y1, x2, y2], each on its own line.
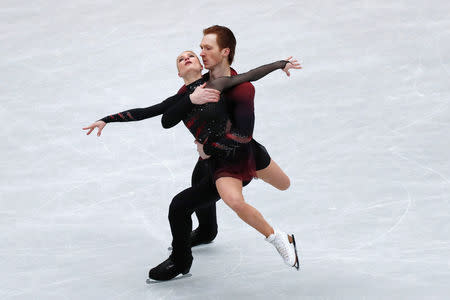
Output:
[205, 142, 256, 183]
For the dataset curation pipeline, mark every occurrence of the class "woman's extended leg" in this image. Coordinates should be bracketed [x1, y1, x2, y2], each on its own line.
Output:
[252, 140, 290, 191]
[255, 159, 290, 191]
[215, 176, 298, 268]
[216, 176, 274, 237]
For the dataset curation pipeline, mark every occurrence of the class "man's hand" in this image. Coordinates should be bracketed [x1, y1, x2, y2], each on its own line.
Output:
[195, 140, 211, 159]
[83, 120, 106, 136]
[189, 83, 220, 105]
[282, 56, 302, 77]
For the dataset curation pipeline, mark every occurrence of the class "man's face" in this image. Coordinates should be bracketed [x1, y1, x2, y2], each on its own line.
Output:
[200, 34, 226, 70]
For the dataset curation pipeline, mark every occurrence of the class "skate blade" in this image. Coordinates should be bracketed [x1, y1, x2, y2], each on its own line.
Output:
[146, 273, 192, 284]
[291, 234, 300, 271]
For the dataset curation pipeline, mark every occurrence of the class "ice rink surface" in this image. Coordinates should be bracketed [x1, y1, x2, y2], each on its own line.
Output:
[1, 0, 450, 299]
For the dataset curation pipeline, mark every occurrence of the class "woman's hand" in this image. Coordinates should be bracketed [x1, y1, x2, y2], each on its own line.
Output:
[282, 56, 302, 77]
[195, 140, 211, 159]
[190, 83, 220, 105]
[83, 120, 106, 136]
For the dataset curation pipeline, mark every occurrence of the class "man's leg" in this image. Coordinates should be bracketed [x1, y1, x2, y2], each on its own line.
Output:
[149, 175, 220, 280]
[191, 160, 220, 244]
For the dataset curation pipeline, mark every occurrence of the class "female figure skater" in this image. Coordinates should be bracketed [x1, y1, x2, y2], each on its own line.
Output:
[83, 51, 301, 280]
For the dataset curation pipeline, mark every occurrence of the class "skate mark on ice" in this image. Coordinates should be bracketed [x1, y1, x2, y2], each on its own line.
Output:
[5, 241, 133, 258]
[431, 23, 450, 77]
[30, 137, 177, 217]
[67, 191, 131, 214]
[390, 104, 448, 133]
[110, 286, 142, 300]
[126, 198, 154, 236]
[223, 246, 244, 278]
[119, 137, 176, 184]
[30, 177, 97, 217]
[350, 183, 412, 252]
[390, 148, 450, 186]
[340, 199, 406, 217]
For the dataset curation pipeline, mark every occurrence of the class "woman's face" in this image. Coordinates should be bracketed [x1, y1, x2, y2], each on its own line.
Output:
[177, 51, 203, 77]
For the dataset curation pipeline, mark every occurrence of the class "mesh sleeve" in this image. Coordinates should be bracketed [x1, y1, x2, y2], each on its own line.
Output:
[207, 60, 289, 92]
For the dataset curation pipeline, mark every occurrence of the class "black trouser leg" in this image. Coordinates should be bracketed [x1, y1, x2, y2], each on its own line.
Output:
[168, 175, 220, 267]
[191, 160, 219, 237]
[194, 203, 218, 237]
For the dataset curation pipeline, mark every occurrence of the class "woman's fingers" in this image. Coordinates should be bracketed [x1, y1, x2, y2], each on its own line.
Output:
[82, 123, 94, 130]
[83, 123, 104, 135]
[97, 123, 107, 136]
[287, 60, 302, 69]
[281, 57, 302, 77]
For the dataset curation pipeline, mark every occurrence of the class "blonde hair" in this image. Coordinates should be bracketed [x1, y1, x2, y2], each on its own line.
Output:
[176, 50, 201, 71]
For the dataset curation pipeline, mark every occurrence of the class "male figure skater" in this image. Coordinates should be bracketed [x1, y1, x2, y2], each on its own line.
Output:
[149, 25, 257, 280]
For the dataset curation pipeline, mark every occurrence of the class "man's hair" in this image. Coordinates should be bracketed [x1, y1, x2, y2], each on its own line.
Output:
[203, 25, 236, 65]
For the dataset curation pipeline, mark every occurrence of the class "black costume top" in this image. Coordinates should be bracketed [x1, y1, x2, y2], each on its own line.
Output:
[161, 60, 288, 159]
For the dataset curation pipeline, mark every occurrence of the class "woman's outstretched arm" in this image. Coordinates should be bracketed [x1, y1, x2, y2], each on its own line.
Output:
[160, 93, 193, 128]
[83, 93, 181, 136]
[99, 94, 180, 123]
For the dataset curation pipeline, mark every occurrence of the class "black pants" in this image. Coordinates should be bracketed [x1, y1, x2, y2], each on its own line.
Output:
[192, 159, 220, 236]
[168, 139, 270, 267]
[168, 159, 220, 266]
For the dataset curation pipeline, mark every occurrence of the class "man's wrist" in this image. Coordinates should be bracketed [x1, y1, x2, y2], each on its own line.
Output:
[189, 94, 199, 104]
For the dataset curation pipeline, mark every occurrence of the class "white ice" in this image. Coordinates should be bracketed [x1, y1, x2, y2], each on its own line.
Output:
[1, 0, 450, 299]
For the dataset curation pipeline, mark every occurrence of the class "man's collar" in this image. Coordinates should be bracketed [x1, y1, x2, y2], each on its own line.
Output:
[203, 67, 238, 79]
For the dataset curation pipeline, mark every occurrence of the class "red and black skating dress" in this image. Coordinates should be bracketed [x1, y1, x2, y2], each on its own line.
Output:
[162, 60, 289, 182]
